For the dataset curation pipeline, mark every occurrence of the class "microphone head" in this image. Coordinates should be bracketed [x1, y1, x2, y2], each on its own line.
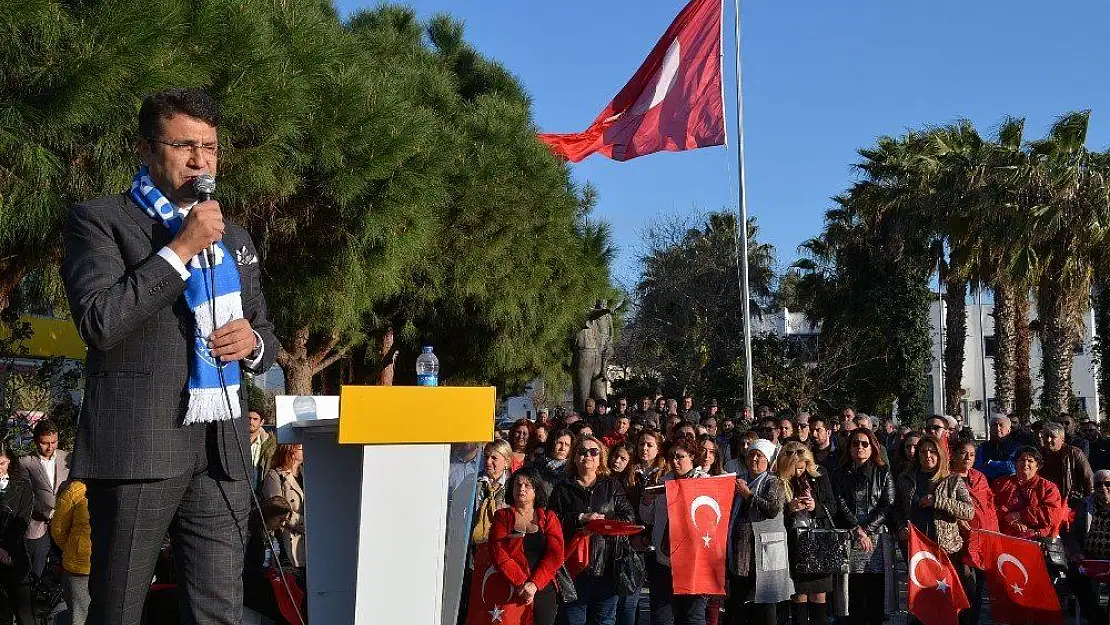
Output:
[193, 173, 217, 199]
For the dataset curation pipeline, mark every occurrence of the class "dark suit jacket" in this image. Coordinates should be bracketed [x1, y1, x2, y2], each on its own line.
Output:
[61, 193, 278, 481]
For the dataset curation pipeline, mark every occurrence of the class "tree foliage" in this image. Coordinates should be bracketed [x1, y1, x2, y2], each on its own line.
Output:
[0, 1, 614, 396]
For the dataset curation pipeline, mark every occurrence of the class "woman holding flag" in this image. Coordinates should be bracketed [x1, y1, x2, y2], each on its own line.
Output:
[725, 438, 792, 625]
[640, 438, 712, 625]
[774, 441, 836, 625]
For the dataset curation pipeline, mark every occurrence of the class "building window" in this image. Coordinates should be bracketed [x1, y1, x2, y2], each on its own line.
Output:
[984, 336, 997, 359]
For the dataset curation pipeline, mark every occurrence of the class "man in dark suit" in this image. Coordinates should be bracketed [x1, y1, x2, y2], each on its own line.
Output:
[19, 419, 69, 578]
[61, 88, 278, 625]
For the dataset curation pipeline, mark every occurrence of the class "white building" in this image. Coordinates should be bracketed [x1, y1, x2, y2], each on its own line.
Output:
[927, 299, 1100, 438]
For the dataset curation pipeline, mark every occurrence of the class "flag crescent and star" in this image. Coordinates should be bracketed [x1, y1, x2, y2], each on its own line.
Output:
[689, 494, 722, 547]
[666, 475, 735, 595]
[538, 0, 725, 162]
[974, 529, 1062, 624]
[905, 524, 969, 625]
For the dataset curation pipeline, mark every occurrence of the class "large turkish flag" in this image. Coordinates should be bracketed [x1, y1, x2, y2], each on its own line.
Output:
[974, 529, 1062, 625]
[538, 0, 725, 162]
[466, 545, 533, 625]
[666, 474, 735, 595]
[906, 524, 969, 625]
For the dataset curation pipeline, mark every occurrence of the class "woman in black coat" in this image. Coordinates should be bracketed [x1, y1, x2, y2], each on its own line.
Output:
[0, 444, 35, 625]
[774, 441, 837, 625]
[549, 435, 635, 625]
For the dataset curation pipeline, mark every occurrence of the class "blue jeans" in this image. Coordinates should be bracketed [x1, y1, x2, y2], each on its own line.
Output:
[561, 574, 619, 625]
[615, 585, 642, 625]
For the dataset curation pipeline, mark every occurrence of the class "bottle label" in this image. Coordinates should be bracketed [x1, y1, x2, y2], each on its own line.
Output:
[417, 373, 439, 387]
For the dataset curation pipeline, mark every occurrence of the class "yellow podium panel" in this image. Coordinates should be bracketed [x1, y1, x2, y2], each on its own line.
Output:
[338, 385, 496, 444]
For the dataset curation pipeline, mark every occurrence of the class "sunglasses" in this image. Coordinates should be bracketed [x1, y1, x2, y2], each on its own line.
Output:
[851, 440, 871, 448]
[578, 448, 601, 458]
[1099, 482, 1110, 490]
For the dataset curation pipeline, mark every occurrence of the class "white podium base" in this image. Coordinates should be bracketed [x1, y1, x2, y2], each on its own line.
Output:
[293, 419, 451, 625]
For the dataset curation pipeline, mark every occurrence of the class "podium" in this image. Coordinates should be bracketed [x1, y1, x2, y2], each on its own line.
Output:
[276, 386, 494, 625]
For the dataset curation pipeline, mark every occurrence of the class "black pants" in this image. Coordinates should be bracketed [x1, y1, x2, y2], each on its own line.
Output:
[725, 574, 775, 625]
[847, 574, 884, 625]
[534, 585, 559, 625]
[0, 570, 35, 625]
[1068, 564, 1110, 625]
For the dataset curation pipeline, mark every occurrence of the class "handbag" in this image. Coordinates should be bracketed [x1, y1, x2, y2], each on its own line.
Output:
[1039, 536, 1068, 573]
[613, 536, 646, 596]
[794, 528, 852, 576]
[553, 565, 578, 604]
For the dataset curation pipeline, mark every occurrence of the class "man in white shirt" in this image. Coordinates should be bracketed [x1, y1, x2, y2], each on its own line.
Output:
[20, 419, 69, 578]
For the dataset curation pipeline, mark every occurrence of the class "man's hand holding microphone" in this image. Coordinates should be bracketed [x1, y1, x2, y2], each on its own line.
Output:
[164, 175, 257, 363]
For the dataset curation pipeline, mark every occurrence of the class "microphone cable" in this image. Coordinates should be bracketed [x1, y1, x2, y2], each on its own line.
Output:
[206, 246, 307, 625]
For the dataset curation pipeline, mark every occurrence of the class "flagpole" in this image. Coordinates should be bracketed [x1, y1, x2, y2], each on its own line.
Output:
[731, 0, 755, 411]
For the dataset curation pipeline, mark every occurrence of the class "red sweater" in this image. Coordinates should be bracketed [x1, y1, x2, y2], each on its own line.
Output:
[489, 507, 565, 591]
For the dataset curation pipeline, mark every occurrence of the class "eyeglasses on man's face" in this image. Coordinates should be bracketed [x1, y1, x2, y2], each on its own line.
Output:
[146, 136, 219, 156]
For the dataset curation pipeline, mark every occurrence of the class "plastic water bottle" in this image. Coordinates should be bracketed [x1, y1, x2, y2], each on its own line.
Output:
[416, 346, 439, 386]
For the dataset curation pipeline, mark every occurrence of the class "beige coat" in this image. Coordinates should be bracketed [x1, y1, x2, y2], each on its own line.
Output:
[20, 449, 69, 540]
[262, 468, 305, 567]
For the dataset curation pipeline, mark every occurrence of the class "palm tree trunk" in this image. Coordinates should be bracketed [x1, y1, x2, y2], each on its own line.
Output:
[1038, 269, 1085, 416]
[943, 279, 967, 417]
[992, 282, 1016, 414]
[1013, 290, 1033, 425]
[1094, 281, 1110, 420]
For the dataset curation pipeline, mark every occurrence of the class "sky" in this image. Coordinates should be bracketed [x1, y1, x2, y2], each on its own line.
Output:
[335, 0, 1110, 287]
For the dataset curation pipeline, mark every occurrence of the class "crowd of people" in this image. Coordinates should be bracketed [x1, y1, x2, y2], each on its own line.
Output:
[0, 409, 306, 625]
[462, 393, 1110, 625]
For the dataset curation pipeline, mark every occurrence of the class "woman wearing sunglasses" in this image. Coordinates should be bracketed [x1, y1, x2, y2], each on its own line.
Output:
[640, 438, 713, 625]
[774, 441, 836, 625]
[550, 435, 635, 625]
[831, 428, 895, 625]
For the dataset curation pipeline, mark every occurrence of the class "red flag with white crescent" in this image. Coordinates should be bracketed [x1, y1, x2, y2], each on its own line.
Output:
[906, 524, 969, 625]
[974, 529, 1062, 624]
[465, 545, 533, 625]
[665, 474, 735, 595]
[538, 0, 725, 162]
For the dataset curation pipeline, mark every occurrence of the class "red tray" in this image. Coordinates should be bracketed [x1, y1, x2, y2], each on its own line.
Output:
[584, 519, 646, 536]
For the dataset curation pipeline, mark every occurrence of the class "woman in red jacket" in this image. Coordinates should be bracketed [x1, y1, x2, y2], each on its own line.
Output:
[489, 466, 566, 625]
[992, 446, 1065, 539]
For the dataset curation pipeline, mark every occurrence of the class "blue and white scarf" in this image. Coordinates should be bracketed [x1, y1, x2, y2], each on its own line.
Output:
[130, 167, 243, 424]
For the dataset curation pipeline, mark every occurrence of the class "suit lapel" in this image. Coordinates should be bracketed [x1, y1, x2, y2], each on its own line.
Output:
[120, 193, 175, 249]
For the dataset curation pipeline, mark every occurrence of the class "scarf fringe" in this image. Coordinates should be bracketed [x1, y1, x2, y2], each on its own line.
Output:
[183, 385, 241, 425]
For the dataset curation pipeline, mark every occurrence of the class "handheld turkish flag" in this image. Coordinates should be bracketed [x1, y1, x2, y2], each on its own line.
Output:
[906, 524, 969, 625]
[974, 529, 1062, 625]
[466, 545, 533, 625]
[538, 0, 725, 162]
[666, 474, 735, 595]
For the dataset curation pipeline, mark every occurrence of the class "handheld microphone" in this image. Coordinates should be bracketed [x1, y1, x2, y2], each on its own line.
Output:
[192, 174, 218, 264]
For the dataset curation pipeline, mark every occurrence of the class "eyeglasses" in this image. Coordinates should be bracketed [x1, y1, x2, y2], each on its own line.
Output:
[145, 136, 219, 156]
[578, 448, 601, 458]
[1098, 482, 1110, 490]
[851, 440, 871, 448]
[797, 423, 810, 429]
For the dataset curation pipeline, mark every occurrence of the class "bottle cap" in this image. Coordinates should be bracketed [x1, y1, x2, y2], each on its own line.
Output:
[422, 346, 434, 353]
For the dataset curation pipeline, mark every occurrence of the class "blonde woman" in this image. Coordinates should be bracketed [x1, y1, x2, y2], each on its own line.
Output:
[472, 440, 513, 545]
[895, 435, 974, 554]
[774, 441, 837, 625]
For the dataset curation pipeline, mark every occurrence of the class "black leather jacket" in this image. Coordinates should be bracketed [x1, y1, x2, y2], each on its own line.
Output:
[831, 462, 894, 534]
[551, 475, 635, 576]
